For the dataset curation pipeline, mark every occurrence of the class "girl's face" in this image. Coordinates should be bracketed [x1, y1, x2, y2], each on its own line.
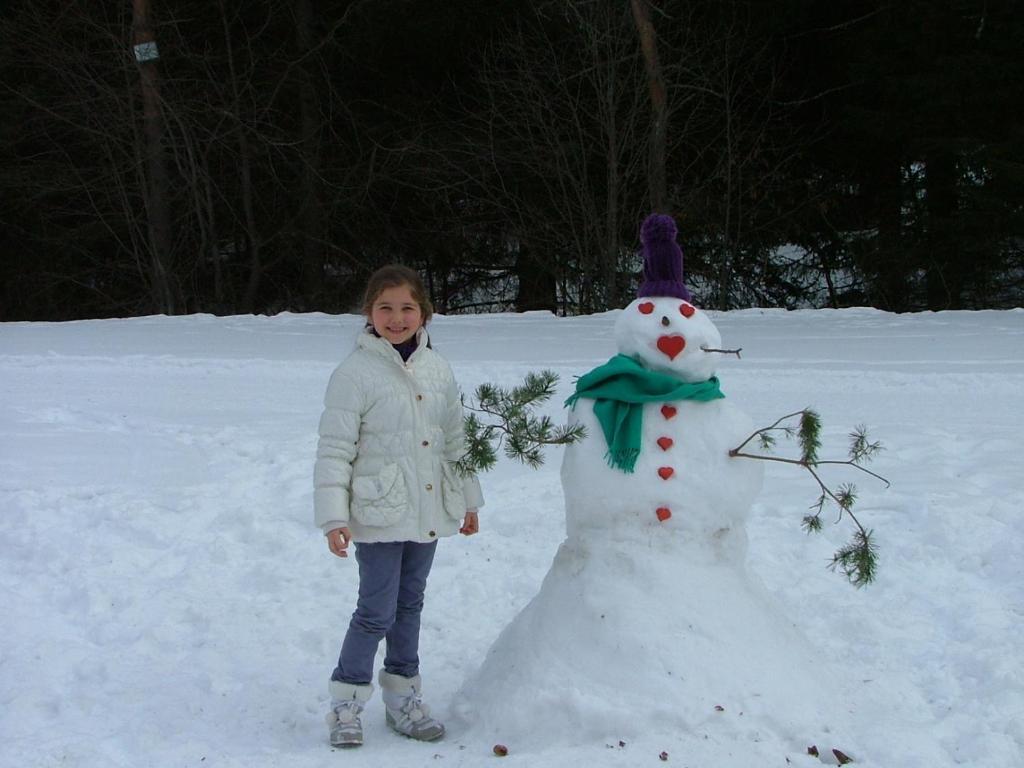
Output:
[370, 284, 423, 345]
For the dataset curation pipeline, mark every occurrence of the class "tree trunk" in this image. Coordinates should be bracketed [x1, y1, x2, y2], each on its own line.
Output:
[719, 48, 736, 311]
[604, 56, 620, 308]
[132, 0, 176, 314]
[867, 147, 907, 311]
[924, 150, 960, 309]
[630, 0, 668, 214]
[515, 244, 557, 313]
[295, 0, 325, 308]
[218, 1, 262, 312]
[820, 246, 839, 308]
[238, 129, 262, 313]
[200, 152, 225, 308]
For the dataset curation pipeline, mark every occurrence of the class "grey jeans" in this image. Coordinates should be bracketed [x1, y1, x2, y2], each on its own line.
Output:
[331, 539, 439, 685]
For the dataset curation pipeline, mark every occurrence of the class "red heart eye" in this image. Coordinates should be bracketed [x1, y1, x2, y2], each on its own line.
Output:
[639, 302, 655, 315]
[679, 303, 695, 318]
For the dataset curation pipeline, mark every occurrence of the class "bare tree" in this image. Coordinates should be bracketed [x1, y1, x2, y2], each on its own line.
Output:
[131, 0, 177, 313]
[0, 3, 184, 314]
[670, 2, 801, 308]
[630, 0, 668, 213]
[466, 0, 649, 313]
[294, 0, 326, 306]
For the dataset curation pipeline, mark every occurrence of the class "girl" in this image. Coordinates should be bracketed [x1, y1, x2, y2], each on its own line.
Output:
[314, 264, 483, 748]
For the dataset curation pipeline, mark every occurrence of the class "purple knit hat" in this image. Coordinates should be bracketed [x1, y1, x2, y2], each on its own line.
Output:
[637, 213, 692, 302]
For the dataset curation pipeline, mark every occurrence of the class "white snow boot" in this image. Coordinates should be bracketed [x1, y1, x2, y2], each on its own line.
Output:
[326, 680, 373, 748]
[378, 670, 446, 742]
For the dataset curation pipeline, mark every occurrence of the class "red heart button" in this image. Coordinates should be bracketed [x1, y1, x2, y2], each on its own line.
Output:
[657, 436, 673, 451]
[661, 405, 677, 419]
[656, 507, 672, 522]
[680, 302, 695, 318]
[638, 301, 654, 315]
[657, 335, 686, 360]
[658, 466, 674, 480]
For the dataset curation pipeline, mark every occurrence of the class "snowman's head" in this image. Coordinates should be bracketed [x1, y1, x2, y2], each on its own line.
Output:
[617, 213, 723, 380]
[614, 296, 722, 382]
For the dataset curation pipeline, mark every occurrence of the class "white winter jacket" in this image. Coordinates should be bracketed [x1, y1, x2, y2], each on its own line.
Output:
[314, 327, 484, 543]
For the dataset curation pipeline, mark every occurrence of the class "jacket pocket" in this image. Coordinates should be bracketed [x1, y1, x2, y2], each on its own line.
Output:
[351, 463, 407, 527]
[440, 464, 467, 522]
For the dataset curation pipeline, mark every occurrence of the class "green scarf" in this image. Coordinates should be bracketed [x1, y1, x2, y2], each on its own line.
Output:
[564, 354, 725, 473]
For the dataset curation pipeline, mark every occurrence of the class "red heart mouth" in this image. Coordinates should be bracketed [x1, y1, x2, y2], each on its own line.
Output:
[657, 335, 686, 360]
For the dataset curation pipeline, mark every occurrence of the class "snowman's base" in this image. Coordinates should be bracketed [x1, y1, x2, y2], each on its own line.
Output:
[459, 534, 860, 756]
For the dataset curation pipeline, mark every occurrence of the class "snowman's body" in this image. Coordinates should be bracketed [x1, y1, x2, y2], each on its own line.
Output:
[563, 398, 758, 557]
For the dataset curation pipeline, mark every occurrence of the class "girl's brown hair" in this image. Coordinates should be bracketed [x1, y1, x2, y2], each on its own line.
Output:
[361, 264, 434, 324]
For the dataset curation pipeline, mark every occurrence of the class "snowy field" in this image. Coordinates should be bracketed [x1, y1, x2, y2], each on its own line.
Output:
[1, 307, 1022, 768]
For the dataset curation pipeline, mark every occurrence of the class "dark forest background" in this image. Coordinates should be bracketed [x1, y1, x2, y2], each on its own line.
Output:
[1, 0, 1021, 321]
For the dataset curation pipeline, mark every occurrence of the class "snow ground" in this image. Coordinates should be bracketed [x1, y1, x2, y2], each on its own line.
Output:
[1, 308, 1022, 768]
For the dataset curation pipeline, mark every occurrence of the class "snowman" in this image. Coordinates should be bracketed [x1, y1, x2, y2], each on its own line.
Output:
[460, 215, 857, 759]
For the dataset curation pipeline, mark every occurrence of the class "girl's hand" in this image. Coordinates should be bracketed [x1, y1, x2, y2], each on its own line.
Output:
[326, 527, 352, 557]
[459, 509, 479, 536]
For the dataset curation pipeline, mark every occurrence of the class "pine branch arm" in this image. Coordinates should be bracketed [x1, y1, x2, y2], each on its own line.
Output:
[458, 372, 586, 474]
[729, 409, 885, 587]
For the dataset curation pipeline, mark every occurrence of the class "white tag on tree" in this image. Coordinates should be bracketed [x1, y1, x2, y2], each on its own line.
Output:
[133, 41, 159, 62]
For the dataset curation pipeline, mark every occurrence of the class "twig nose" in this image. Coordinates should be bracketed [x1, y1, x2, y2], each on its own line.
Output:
[660, 316, 670, 327]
